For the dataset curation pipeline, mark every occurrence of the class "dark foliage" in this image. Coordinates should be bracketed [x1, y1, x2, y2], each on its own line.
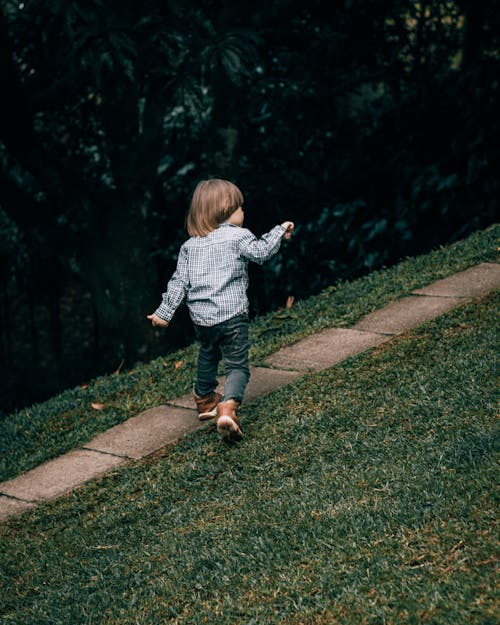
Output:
[0, 0, 498, 415]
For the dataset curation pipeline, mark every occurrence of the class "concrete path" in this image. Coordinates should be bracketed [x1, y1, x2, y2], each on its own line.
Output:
[1, 262, 499, 521]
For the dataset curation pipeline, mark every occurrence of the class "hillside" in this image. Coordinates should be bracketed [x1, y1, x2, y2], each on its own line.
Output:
[1, 224, 498, 485]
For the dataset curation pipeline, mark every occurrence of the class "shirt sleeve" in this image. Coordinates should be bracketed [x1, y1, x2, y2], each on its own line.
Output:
[154, 244, 190, 321]
[239, 225, 286, 265]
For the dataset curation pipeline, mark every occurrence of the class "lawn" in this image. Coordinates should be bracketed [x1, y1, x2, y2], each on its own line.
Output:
[0, 290, 497, 624]
[0, 223, 498, 484]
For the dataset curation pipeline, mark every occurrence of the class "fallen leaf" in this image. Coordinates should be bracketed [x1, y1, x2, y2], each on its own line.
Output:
[174, 360, 184, 369]
[91, 402, 105, 410]
[274, 294, 298, 319]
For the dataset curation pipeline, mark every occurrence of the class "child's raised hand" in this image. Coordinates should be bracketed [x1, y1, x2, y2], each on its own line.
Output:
[281, 221, 295, 240]
[147, 313, 169, 328]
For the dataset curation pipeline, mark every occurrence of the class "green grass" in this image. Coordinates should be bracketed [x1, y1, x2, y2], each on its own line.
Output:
[0, 223, 498, 484]
[1, 290, 498, 624]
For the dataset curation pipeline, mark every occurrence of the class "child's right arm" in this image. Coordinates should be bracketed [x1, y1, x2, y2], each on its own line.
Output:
[239, 222, 295, 265]
[281, 221, 295, 239]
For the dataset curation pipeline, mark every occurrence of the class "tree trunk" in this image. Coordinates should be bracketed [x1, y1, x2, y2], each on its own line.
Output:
[48, 276, 62, 384]
[26, 262, 40, 363]
[461, 2, 487, 69]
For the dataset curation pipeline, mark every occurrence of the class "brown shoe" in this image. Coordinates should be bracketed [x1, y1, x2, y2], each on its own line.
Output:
[216, 399, 243, 442]
[193, 391, 222, 421]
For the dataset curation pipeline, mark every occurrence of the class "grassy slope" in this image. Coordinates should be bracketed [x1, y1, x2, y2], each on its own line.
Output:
[0, 223, 498, 484]
[0, 288, 498, 624]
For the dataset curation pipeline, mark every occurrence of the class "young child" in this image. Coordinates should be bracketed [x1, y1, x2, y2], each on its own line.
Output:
[147, 178, 294, 442]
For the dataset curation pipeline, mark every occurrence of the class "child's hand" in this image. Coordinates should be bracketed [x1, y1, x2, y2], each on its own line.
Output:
[147, 313, 169, 328]
[281, 221, 295, 240]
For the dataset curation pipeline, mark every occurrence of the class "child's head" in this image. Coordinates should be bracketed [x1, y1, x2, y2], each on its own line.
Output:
[186, 178, 244, 237]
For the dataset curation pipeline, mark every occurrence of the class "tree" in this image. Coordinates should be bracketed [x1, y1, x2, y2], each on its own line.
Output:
[0, 0, 497, 413]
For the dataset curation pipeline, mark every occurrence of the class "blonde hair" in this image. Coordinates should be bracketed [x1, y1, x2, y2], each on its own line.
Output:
[186, 179, 244, 237]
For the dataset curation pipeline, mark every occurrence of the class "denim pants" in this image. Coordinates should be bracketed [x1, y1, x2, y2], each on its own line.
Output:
[193, 313, 250, 403]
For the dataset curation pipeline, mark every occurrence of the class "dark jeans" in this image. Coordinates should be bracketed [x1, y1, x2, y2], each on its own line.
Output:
[194, 313, 250, 403]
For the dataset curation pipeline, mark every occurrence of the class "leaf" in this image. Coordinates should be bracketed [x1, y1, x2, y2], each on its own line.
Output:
[174, 360, 184, 369]
[91, 403, 105, 410]
[274, 295, 297, 319]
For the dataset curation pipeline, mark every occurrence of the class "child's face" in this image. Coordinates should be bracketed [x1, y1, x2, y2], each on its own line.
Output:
[227, 207, 244, 227]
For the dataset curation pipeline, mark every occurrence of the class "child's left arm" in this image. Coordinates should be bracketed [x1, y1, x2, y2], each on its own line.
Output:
[146, 313, 169, 327]
[146, 244, 190, 327]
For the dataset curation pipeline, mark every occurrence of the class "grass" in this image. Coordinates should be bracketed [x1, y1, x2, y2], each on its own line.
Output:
[0, 287, 498, 624]
[0, 224, 498, 484]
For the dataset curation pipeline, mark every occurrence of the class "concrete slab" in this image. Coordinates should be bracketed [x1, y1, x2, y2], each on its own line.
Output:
[353, 295, 464, 335]
[0, 495, 34, 521]
[0, 450, 126, 503]
[412, 262, 500, 298]
[245, 367, 302, 401]
[84, 405, 200, 459]
[170, 367, 302, 409]
[265, 328, 392, 371]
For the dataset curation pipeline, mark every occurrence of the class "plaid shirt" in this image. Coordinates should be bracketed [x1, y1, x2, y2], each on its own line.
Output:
[155, 222, 287, 326]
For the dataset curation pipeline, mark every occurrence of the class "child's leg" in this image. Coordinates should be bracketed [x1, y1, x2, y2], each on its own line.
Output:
[194, 325, 221, 398]
[216, 315, 249, 441]
[219, 314, 250, 403]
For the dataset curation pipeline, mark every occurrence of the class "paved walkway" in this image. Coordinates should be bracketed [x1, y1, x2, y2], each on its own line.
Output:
[1, 262, 499, 521]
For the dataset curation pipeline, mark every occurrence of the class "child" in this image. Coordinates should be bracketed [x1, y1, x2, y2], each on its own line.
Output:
[147, 178, 294, 442]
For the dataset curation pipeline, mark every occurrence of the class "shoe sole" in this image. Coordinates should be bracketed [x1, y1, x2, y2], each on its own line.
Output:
[217, 416, 243, 442]
[198, 406, 218, 421]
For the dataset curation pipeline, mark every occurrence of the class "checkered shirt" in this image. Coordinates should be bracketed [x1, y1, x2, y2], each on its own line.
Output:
[154, 222, 287, 327]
